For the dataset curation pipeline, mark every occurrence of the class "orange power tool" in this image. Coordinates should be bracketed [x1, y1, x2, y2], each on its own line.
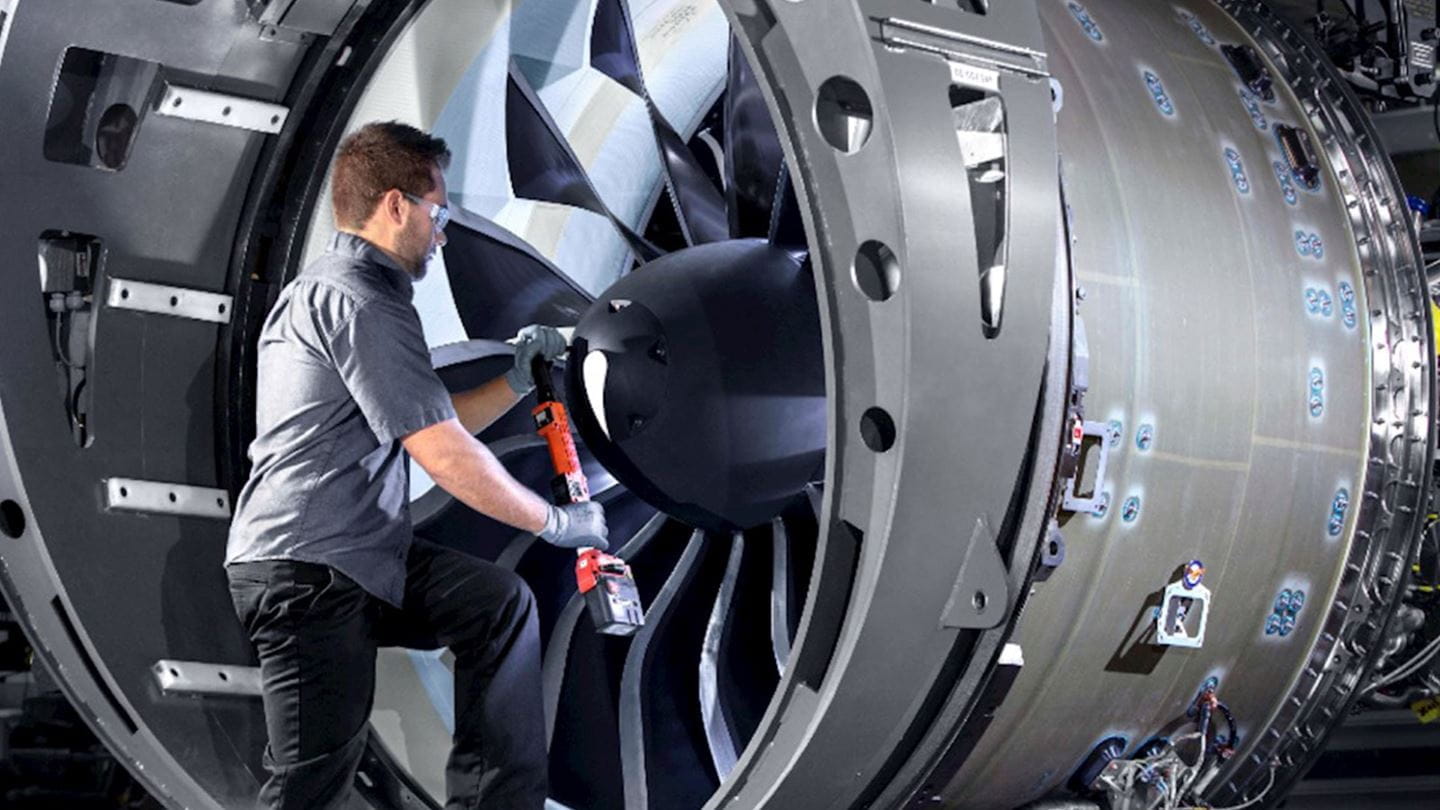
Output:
[531, 355, 644, 636]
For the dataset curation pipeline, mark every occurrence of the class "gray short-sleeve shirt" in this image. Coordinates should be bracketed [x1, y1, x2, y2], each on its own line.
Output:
[225, 232, 456, 606]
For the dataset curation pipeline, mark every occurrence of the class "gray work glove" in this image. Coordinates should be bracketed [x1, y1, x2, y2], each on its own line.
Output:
[506, 324, 568, 394]
[539, 501, 609, 551]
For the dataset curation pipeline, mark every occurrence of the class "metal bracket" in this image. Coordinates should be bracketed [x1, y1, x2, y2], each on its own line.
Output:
[1156, 580, 1212, 649]
[253, 0, 356, 37]
[104, 478, 232, 520]
[155, 84, 288, 134]
[941, 518, 1010, 629]
[874, 16, 1048, 79]
[153, 660, 260, 697]
[1060, 419, 1113, 515]
[106, 278, 233, 324]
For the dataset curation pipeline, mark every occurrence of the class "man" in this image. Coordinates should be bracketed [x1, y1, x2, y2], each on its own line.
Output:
[225, 121, 606, 810]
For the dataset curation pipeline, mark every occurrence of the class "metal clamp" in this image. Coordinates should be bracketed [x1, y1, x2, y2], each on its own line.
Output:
[104, 478, 231, 519]
[156, 84, 288, 134]
[1060, 419, 1112, 516]
[153, 660, 260, 697]
[1156, 564, 1212, 649]
[107, 278, 233, 324]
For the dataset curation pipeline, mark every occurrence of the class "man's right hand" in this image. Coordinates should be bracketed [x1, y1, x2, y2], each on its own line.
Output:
[540, 501, 610, 551]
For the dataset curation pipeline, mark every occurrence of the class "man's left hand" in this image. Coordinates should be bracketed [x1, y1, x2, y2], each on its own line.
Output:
[505, 325, 568, 394]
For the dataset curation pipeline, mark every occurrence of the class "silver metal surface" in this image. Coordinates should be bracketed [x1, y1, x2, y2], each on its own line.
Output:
[106, 278, 234, 324]
[699, 534, 744, 780]
[0, 0, 1431, 808]
[153, 660, 261, 698]
[950, 1, 1432, 807]
[768, 515, 792, 672]
[707, 1, 1063, 806]
[156, 84, 289, 134]
[104, 478, 232, 519]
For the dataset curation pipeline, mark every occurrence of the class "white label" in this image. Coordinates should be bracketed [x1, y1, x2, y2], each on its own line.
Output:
[949, 60, 999, 92]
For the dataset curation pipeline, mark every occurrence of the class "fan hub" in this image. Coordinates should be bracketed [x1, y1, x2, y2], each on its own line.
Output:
[568, 238, 825, 532]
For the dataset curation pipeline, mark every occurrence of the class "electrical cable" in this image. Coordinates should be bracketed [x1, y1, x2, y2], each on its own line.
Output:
[1213, 701, 1239, 757]
[1366, 630, 1440, 691]
[68, 375, 88, 435]
[53, 309, 76, 369]
[1191, 766, 1277, 810]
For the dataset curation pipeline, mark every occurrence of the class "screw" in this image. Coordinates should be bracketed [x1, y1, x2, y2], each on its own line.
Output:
[1092, 491, 1111, 518]
[1136, 423, 1155, 451]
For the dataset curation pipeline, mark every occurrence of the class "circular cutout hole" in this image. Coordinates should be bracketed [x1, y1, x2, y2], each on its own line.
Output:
[270, 115, 281, 125]
[221, 106, 232, 116]
[169, 296, 179, 307]
[218, 303, 227, 314]
[814, 76, 874, 154]
[118, 487, 129, 498]
[1, 500, 27, 539]
[168, 492, 177, 503]
[216, 497, 225, 508]
[120, 288, 130, 300]
[972, 590, 987, 611]
[169, 668, 179, 678]
[218, 671, 229, 681]
[172, 97, 183, 108]
[1048, 540, 1060, 557]
[860, 407, 896, 452]
[852, 240, 900, 301]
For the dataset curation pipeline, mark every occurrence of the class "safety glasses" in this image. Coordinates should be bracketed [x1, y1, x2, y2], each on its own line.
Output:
[402, 192, 450, 233]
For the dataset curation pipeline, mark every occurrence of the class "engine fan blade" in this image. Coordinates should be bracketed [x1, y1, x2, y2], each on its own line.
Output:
[590, 0, 728, 246]
[505, 60, 664, 261]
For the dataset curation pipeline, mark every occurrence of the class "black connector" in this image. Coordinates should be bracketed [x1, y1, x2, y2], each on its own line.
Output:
[1223, 44, 1276, 102]
[1275, 124, 1322, 190]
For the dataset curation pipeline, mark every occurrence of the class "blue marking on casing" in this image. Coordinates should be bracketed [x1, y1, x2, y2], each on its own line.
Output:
[1121, 495, 1141, 523]
[1272, 161, 1297, 205]
[1146, 71, 1176, 116]
[1224, 147, 1250, 194]
[1177, 9, 1217, 46]
[1240, 89, 1268, 130]
[1328, 488, 1350, 537]
[1107, 419, 1124, 448]
[1068, 2, 1105, 42]
[1266, 587, 1306, 638]
[1339, 281, 1357, 329]
[1295, 230, 1324, 260]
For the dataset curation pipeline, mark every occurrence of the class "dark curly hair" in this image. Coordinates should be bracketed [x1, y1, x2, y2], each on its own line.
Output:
[331, 121, 452, 230]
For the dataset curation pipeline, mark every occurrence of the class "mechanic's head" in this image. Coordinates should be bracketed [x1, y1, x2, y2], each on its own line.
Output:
[332, 121, 452, 279]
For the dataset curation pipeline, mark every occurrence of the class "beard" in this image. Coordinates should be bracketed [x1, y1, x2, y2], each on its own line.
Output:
[406, 231, 438, 281]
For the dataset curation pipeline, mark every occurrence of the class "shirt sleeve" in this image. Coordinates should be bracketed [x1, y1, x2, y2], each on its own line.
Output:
[327, 298, 457, 444]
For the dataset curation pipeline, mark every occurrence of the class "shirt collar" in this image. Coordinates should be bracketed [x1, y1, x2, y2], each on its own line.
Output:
[327, 231, 415, 300]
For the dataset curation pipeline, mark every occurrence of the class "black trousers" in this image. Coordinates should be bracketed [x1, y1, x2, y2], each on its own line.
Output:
[227, 539, 547, 810]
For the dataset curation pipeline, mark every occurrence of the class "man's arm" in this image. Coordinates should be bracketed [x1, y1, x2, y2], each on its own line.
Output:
[451, 376, 524, 435]
[448, 323, 569, 435]
[403, 417, 550, 532]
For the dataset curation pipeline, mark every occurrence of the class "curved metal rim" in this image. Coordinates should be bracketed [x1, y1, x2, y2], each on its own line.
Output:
[1210, 2, 1435, 804]
[707, 1, 1062, 806]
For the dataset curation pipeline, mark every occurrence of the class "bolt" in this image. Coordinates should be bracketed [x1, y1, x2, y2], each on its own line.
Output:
[1092, 491, 1111, 518]
[1122, 495, 1141, 522]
